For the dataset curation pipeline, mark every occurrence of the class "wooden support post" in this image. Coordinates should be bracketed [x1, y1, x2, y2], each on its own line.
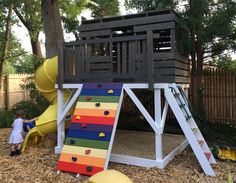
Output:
[154, 89, 162, 160]
[171, 28, 175, 52]
[55, 89, 64, 154]
[58, 45, 64, 90]
[147, 30, 154, 89]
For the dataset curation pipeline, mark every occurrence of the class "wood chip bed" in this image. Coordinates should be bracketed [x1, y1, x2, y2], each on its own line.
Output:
[0, 128, 235, 183]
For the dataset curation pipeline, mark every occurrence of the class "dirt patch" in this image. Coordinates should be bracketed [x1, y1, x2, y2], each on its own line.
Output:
[0, 128, 235, 183]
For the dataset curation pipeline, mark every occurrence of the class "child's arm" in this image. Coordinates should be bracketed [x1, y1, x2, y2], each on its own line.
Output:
[23, 117, 38, 123]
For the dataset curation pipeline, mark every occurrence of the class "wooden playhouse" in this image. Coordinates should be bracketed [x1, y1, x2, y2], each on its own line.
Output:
[55, 10, 216, 177]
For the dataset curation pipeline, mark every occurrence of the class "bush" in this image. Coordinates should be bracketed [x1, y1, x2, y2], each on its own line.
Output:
[0, 110, 15, 128]
[11, 100, 47, 119]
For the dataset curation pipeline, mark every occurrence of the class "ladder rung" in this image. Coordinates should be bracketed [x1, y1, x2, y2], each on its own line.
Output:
[173, 93, 180, 97]
[198, 140, 205, 146]
[179, 104, 185, 108]
[192, 128, 198, 133]
[204, 152, 212, 160]
[185, 115, 192, 120]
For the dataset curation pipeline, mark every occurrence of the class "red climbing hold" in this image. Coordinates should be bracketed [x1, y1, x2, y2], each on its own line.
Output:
[86, 96, 92, 101]
[85, 149, 91, 155]
[80, 123, 87, 128]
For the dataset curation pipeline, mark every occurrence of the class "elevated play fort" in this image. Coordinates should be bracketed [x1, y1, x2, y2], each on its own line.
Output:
[23, 10, 217, 177]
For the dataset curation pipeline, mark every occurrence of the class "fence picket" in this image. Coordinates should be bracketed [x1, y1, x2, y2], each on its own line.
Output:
[0, 74, 31, 109]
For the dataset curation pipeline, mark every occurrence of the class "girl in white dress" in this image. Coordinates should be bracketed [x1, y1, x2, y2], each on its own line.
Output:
[9, 111, 37, 156]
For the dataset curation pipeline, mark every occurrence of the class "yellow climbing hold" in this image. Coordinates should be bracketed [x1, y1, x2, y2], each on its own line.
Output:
[108, 89, 113, 94]
[76, 115, 81, 120]
[99, 132, 105, 137]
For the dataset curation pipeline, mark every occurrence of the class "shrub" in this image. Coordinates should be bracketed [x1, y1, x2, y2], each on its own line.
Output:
[0, 110, 15, 128]
[11, 100, 47, 119]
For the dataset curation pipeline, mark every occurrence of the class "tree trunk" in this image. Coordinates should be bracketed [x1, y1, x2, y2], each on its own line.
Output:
[41, 0, 64, 58]
[0, 3, 13, 90]
[30, 35, 43, 58]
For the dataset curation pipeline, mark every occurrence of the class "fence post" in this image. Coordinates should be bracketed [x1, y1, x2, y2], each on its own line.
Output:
[6, 74, 10, 109]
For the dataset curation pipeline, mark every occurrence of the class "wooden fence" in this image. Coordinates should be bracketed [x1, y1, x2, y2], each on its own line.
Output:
[202, 68, 236, 125]
[0, 70, 235, 125]
[0, 74, 31, 109]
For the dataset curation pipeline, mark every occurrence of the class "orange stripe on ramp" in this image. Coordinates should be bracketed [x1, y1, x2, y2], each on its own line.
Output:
[74, 108, 117, 117]
[59, 153, 105, 168]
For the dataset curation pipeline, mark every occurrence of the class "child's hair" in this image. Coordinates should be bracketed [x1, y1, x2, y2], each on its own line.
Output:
[17, 110, 24, 118]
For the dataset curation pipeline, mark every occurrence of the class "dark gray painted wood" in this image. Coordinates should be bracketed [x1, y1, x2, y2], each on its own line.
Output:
[129, 41, 136, 74]
[80, 29, 111, 37]
[134, 22, 175, 32]
[65, 35, 147, 46]
[147, 30, 154, 89]
[90, 56, 110, 63]
[122, 42, 127, 74]
[79, 14, 178, 32]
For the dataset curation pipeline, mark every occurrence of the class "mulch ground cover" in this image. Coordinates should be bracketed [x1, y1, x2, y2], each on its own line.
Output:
[0, 128, 235, 183]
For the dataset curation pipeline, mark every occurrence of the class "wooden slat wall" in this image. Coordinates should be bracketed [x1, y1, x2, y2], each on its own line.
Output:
[61, 10, 190, 84]
[202, 68, 236, 125]
[0, 74, 30, 109]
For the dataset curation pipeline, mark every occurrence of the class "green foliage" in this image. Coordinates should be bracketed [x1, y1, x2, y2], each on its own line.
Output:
[125, 0, 178, 12]
[3, 60, 15, 74]
[87, 0, 120, 18]
[215, 56, 236, 73]
[13, 0, 42, 41]
[200, 123, 236, 147]
[60, 0, 88, 39]
[0, 109, 15, 128]
[21, 74, 49, 108]
[14, 54, 44, 74]
[11, 100, 47, 119]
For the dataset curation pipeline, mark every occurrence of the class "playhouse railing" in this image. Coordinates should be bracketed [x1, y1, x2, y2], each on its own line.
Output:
[58, 10, 190, 87]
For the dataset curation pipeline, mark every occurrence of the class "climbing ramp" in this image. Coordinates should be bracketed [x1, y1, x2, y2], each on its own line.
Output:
[57, 83, 123, 176]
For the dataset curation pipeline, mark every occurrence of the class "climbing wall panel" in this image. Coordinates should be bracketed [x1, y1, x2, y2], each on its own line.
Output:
[57, 83, 123, 176]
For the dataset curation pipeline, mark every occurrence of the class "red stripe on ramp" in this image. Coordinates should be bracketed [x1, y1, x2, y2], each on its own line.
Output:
[71, 115, 115, 125]
[57, 161, 103, 176]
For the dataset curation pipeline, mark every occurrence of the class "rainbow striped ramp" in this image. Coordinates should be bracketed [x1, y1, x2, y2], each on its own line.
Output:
[57, 83, 123, 176]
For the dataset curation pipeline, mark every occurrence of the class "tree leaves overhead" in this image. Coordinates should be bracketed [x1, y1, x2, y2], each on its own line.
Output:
[60, 0, 88, 38]
[125, 0, 178, 12]
[87, 0, 120, 18]
[13, 0, 42, 40]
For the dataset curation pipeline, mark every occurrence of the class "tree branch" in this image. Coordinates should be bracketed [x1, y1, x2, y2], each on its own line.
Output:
[4, 51, 27, 60]
[13, 8, 30, 30]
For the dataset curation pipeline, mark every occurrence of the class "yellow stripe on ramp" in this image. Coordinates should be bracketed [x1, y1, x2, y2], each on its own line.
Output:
[62, 145, 107, 159]
[76, 102, 118, 110]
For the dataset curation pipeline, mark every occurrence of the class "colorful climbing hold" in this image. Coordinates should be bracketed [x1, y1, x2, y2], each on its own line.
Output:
[87, 166, 93, 172]
[95, 102, 100, 107]
[75, 115, 81, 120]
[97, 83, 102, 87]
[108, 89, 113, 94]
[104, 111, 109, 115]
[99, 132, 105, 137]
[70, 139, 75, 145]
[81, 123, 87, 128]
[72, 157, 77, 162]
[86, 96, 92, 101]
[85, 149, 91, 155]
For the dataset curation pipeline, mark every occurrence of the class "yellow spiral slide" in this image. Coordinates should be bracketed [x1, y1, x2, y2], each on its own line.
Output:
[21, 56, 71, 152]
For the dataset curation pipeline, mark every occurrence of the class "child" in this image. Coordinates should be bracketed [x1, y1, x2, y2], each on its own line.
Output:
[8, 110, 38, 156]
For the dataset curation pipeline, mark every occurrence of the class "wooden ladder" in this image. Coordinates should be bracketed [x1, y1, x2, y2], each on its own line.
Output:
[165, 83, 216, 176]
